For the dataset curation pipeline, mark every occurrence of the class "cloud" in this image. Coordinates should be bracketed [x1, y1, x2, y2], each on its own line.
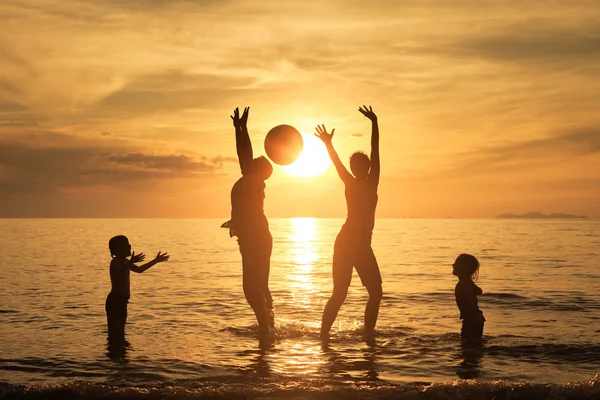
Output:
[89, 71, 257, 117]
[0, 99, 25, 112]
[450, 25, 600, 63]
[472, 127, 600, 161]
[0, 131, 236, 194]
[106, 152, 236, 172]
[444, 127, 600, 177]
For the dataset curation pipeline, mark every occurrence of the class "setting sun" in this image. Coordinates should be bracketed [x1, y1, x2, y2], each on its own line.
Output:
[283, 133, 332, 178]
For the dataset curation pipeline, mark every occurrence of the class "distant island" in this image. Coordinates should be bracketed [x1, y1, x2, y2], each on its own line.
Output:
[497, 212, 588, 219]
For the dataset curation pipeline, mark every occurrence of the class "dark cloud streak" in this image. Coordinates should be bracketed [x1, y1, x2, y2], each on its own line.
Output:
[450, 127, 600, 174]
[0, 132, 236, 194]
[449, 25, 600, 63]
[91, 70, 257, 116]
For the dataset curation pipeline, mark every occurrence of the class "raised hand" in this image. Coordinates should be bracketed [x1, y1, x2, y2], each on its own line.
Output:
[230, 107, 241, 128]
[154, 251, 170, 263]
[130, 251, 145, 264]
[239, 106, 249, 128]
[358, 105, 377, 122]
[314, 124, 335, 145]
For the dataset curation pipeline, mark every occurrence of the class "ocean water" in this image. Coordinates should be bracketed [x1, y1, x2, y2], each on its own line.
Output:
[1, 218, 599, 399]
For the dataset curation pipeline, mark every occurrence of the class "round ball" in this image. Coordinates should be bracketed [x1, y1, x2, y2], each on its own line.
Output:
[264, 124, 304, 165]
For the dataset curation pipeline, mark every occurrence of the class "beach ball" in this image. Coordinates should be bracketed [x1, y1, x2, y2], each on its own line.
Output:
[264, 124, 304, 165]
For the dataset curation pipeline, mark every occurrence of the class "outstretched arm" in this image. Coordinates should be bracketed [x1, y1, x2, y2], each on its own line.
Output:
[231, 107, 253, 175]
[130, 251, 169, 273]
[314, 124, 353, 184]
[359, 105, 379, 186]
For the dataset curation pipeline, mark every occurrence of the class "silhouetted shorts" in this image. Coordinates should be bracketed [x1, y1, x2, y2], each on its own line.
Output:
[238, 230, 273, 309]
[105, 292, 129, 341]
[461, 315, 485, 341]
[332, 226, 382, 289]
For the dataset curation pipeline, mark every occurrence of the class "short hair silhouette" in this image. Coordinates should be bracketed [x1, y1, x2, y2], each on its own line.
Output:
[350, 151, 370, 178]
[252, 156, 273, 180]
[109, 235, 128, 257]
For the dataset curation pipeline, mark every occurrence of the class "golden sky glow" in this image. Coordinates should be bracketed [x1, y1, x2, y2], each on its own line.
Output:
[283, 134, 332, 178]
[0, 1, 599, 217]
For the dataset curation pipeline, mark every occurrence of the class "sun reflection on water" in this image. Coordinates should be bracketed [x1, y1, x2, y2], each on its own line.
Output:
[274, 218, 328, 376]
[287, 218, 322, 309]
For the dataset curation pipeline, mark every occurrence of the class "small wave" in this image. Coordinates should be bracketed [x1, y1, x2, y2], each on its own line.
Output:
[0, 309, 20, 314]
[482, 293, 600, 312]
[221, 320, 365, 340]
[403, 292, 529, 302]
[1, 377, 599, 399]
[484, 293, 527, 300]
[221, 320, 318, 339]
[485, 343, 600, 364]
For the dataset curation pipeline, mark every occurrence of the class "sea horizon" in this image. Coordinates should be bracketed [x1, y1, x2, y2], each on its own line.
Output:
[0, 216, 598, 220]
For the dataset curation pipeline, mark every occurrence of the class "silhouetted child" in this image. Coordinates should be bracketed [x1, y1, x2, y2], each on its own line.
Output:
[452, 253, 485, 342]
[106, 235, 169, 343]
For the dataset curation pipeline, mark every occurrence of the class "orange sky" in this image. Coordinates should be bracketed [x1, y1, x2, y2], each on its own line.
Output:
[0, 0, 599, 218]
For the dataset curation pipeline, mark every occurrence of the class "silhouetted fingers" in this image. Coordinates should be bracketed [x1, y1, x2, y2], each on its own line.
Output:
[331, 128, 335, 137]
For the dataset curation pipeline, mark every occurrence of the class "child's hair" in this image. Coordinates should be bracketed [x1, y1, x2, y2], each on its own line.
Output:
[109, 235, 129, 257]
[252, 156, 273, 180]
[455, 253, 480, 281]
[349, 151, 370, 177]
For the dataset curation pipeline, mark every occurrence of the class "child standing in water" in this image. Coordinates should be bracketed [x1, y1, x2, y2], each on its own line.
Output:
[452, 253, 485, 342]
[106, 235, 169, 343]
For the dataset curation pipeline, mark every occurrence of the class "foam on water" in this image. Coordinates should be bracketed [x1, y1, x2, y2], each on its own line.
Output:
[2, 377, 600, 400]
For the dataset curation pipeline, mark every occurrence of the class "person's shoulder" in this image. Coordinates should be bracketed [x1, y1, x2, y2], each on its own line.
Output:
[232, 177, 245, 192]
[344, 177, 357, 187]
[248, 175, 265, 188]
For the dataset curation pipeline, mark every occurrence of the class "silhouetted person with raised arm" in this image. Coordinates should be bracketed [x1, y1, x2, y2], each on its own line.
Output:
[315, 105, 382, 339]
[105, 235, 169, 345]
[225, 107, 275, 338]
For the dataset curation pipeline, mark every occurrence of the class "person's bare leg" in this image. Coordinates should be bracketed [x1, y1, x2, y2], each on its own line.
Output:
[364, 283, 382, 336]
[320, 286, 348, 339]
[244, 285, 271, 335]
